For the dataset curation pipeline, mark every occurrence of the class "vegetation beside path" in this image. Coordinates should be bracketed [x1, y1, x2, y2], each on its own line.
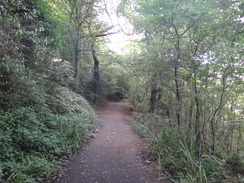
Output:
[130, 112, 244, 183]
[1, 0, 243, 183]
[0, 86, 97, 182]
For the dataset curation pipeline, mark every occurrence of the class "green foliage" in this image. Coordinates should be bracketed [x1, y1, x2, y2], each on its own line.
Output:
[0, 86, 97, 183]
[100, 66, 130, 99]
[130, 121, 149, 138]
[131, 112, 243, 182]
[0, 1, 98, 182]
[227, 153, 244, 176]
[53, 60, 75, 88]
[120, 0, 243, 181]
[83, 58, 130, 104]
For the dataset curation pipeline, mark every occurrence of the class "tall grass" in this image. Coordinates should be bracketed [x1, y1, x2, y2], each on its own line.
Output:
[130, 112, 241, 183]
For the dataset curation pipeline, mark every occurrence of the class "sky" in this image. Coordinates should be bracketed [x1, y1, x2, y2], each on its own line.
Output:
[99, 0, 244, 53]
[98, 0, 135, 53]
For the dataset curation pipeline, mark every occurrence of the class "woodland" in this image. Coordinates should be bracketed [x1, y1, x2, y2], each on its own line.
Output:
[0, 0, 243, 182]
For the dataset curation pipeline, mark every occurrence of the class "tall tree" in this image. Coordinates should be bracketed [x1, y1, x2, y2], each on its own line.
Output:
[119, 0, 243, 151]
[50, 0, 98, 92]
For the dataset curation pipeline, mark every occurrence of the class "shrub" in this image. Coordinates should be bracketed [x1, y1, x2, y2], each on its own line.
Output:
[0, 87, 97, 182]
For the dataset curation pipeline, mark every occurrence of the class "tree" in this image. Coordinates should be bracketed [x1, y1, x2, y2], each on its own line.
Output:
[120, 0, 243, 152]
[49, 0, 98, 92]
[49, 0, 117, 100]
[117, 0, 243, 180]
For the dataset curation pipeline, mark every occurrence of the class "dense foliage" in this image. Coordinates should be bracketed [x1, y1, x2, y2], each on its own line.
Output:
[119, 0, 244, 182]
[0, 0, 97, 182]
[1, 0, 243, 182]
[0, 86, 96, 182]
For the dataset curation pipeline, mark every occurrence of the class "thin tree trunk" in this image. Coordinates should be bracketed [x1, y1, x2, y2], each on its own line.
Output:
[91, 44, 100, 104]
[210, 66, 229, 152]
[189, 100, 194, 130]
[149, 86, 158, 113]
[149, 75, 162, 113]
[194, 76, 201, 152]
[157, 88, 162, 104]
[174, 66, 181, 126]
[192, 60, 201, 155]
[74, 40, 80, 93]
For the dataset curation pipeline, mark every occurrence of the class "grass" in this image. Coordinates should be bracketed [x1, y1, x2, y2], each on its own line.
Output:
[130, 112, 243, 183]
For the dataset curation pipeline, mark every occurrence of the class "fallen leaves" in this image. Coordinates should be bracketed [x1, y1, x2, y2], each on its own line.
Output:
[145, 160, 151, 164]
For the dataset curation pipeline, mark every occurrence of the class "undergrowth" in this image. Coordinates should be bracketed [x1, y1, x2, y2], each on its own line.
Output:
[130, 112, 244, 183]
[0, 86, 97, 183]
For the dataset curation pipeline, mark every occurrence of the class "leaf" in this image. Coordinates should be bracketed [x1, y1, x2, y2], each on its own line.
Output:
[145, 160, 151, 164]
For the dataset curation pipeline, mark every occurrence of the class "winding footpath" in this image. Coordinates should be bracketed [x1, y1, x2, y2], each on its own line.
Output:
[52, 102, 170, 183]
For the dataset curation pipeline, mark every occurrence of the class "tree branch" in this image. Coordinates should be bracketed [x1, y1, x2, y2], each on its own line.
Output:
[79, 31, 118, 39]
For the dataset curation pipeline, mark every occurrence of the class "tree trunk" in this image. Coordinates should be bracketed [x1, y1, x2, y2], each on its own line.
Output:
[157, 88, 162, 104]
[149, 75, 161, 113]
[174, 66, 181, 126]
[210, 66, 229, 152]
[91, 44, 100, 104]
[73, 40, 80, 93]
[194, 78, 201, 153]
[189, 100, 194, 130]
[191, 61, 201, 155]
[149, 86, 158, 113]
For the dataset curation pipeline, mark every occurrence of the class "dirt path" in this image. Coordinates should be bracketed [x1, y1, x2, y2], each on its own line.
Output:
[52, 102, 169, 183]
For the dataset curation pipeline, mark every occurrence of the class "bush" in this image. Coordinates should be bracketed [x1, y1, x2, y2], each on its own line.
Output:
[0, 87, 97, 182]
